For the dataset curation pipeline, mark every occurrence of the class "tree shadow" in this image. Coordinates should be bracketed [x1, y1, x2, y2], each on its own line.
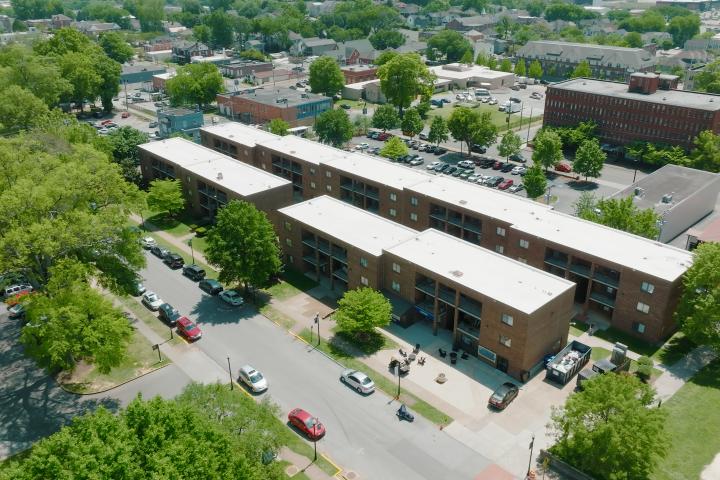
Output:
[567, 180, 599, 191]
[188, 294, 256, 325]
[656, 335, 697, 367]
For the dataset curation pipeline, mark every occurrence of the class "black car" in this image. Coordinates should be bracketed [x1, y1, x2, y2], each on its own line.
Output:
[488, 382, 519, 410]
[445, 166, 458, 175]
[425, 145, 437, 153]
[199, 279, 223, 295]
[158, 303, 181, 326]
[510, 153, 526, 163]
[164, 253, 184, 269]
[436, 163, 450, 172]
[434, 147, 447, 155]
[471, 144, 487, 154]
[486, 176, 503, 187]
[500, 163, 515, 173]
[150, 245, 170, 259]
[182, 264, 206, 281]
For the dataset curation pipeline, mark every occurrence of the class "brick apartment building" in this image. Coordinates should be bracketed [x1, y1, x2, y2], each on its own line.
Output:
[216, 88, 332, 127]
[197, 123, 693, 346]
[544, 73, 720, 149]
[341, 65, 378, 84]
[279, 196, 576, 379]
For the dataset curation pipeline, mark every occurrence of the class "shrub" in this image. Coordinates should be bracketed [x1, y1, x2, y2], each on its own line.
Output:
[636, 355, 654, 382]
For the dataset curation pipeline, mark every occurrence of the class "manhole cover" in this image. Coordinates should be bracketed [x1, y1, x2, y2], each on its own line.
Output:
[285, 465, 299, 477]
[345, 471, 358, 480]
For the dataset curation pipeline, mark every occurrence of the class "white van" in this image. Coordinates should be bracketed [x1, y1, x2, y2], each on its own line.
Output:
[475, 88, 490, 97]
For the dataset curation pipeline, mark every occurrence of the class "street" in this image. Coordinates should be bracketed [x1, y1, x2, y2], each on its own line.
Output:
[139, 253, 492, 480]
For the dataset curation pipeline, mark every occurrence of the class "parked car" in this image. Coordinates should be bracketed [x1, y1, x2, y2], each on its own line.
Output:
[182, 264, 206, 281]
[492, 161, 504, 170]
[367, 131, 379, 139]
[239, 365, 268, 392]
[176, 316, 202, 341]
[377, 132, 390, 141]
[427, 161, 441, 170]
[430, 99, 443, 107]
[164, 253, 184, 269]
[459, 169, 473, 179]
[488, 382, 519, 410]
[418, 133, 428, 140]
[340, 369, 376, 394]
[149, 121, 158, 128]
[410, 158, 424, 166]
[132, 281, 146, 297]
[498, 179, 514, 190]
[219, 289, 244, 306]
[199, 279, 223, 295]
[8, 303, 25, 319]
[121, 112, 130, 118]
[158, 303, 181, 326]
[555, 162, 572, 173]
[434, 147, 447, 155]
[530, 92, 543, 100]
[468, 174, 481, 183]
[486, 176, 503, 187]
[500, 163, 515, 173]
[511, 166, 526, 175]
[4, 284, 33, 299]
[510, 153, 526, 163]
[510, 85, 520, 91]
[458, 160, 475, 169]
[509, 97, 522, 103]
[140, 236, 156, 249]
[340, 104, 351, 110]
[488, 98, 498, 105]
[498, 105, 507, 112]
[141, 292, 164, 311]
[150, 245, 170, 259]
[288, 408, 325, 440]
[426, 145, 437, 153]
[471, 144, 487, 154]
[508, 183, 524, 193]
[446, 166, 458, 175]
[436, 163, 450, 172]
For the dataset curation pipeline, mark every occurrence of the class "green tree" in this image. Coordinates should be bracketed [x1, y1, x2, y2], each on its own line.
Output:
[377, 53, 434, 116]
[496, 16, 513, 40]
[0, 45, 72, 106]
[499, 58, 512, 72]
[401, 107, 424, 139]
[0, 85, 50, 134]
[105, 126, 149, 185]
[353, 114, 372, 135]
[369, 29, 405, 50]
[380, 136, 408, 160]
[204, 200, 281, 292]
[571, 60, 592, 78]
[475, 52, 488, 66]
[689, 130, 720, 173]
[206, 10, 235, 48]
[268, 118, 290, 136]
[485, 55, 497, 70]
[193, 23, 211, 44]
[668, 14, 700, 47]
[58, 51, 103, 110]
[576, 195, 661, 239]
[98, 32, 135, 64]
[459, 49, 473, 64]
[532, 130, 563, 170]
[137, 0, 165, 32]
[528, 59, 543, 79]
[94, 54, 122, 113]
[514, 59, 526, 77]
[427, 29, 473, 62]
[523, 164, 547, 199]
[549, 374, 668, 480]
[147, 179, 185, 217]
[335, 287, 392, 340]
[308, 56, 344, 97]
[238, 49, 266, 61]
[573, 138, 605, 181]
[166, 63, 224, 108]
[375, 50, 398, 66]
[428, 115, 449, 146]
[675, 242, 720, 351]
[624, 31, 643, 48]
[497, 131, 521, 162]
[447, 107, 498, 155]
[371, 104, 400, 131]
[693, 59, 720, 93]
[315, 108, 353, 147]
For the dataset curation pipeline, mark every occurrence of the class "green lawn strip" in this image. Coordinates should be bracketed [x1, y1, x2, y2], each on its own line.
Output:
[115, 295, 184, 347]
[263, 267, 319, 301]
[278, 461, 312, 480]
[590, 347, 611, 361]
[568, 321, 590, 338]
[428, 105, 541, 129]
[298, 329, 452, 427]
[260, 304, 297, 330]
[61, 330, 170, 394]
[143, 211, 196, 238]
[652, 359, 720, 480]
[651, 331, 697, 366]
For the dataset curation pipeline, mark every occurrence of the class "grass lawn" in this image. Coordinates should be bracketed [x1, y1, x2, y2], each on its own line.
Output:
[298, 328, 452, 426]
[651, 331, 697, 367]
[60, 330, 170, 394]
[428, 103, 540, 130]
[144, 212, 194, 238]
[569, 321, 590, 338]
[652, 359, 720, 480]
[263, 267, 319, 301]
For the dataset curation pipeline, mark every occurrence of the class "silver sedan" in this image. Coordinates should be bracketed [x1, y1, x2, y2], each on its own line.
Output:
[340, 369, 376, 394]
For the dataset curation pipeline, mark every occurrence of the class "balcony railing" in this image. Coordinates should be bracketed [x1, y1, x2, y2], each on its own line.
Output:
[301, 237, 317, 249]
[458, 300, 482, 319]
[568, 263, 591, 278]
[317, 241, 331, 255]
[333, 268, 348, 282]
[438, 287, 456, 305]
[593, 271, 620, 289]
[415, 280, 436, 297]
[331, 247, 347, 263]
[589, 291, 616, 309]
[457, 324, 480, 339]
[544, 256, 568, 270]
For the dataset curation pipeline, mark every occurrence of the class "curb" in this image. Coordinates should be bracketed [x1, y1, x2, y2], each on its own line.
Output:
[57, 362, 172, 396]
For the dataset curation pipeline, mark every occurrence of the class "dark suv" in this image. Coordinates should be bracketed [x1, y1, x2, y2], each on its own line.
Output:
[158, 303, 181, 326]
[163, 253, 184, 269]
[199, 279, 223, 295]
[182, 264, 206, 281]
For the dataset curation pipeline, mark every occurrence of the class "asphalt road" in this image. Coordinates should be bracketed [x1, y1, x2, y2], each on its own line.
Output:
[139, 254, 491, 480]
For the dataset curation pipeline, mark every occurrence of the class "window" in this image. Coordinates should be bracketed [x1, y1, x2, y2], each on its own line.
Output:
[517, 257, 527, 264]
[392, 281, 400, 292]
[285, 238, 292, 247]
[499, 335, 511, 348]
[392, 262, 401, 273]
[325, 171, 332, 178]
[360, 257, 368, 267]
[633, 322, 646, 334]
[309, 167, 316, 175]
[326, 185, 332, 192]
[310, 181, 316, 189]
[501, 314, 513, 326]
[360, 276, 369, 286]
[410, 213, 418, 222]
[519, 239, 529, 249]
[636, 302, 650, 314]
[389, 192, 397, 202]
[495, 245, 504, 254]
[389, 208, 397, 217]
[410, 196, 418, 206]
[496, 227, 506, 237]
[284, 221, 292, 231]
[641, 282, 655, 294]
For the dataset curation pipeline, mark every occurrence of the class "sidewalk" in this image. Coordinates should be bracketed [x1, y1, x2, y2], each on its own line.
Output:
[653, 345, 717, 402]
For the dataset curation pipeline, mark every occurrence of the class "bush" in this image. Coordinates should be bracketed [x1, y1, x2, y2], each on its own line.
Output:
[194, 227, 208, 238]
[636, 355, 654, 382]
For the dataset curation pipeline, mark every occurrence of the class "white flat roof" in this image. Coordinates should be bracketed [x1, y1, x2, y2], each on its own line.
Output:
[200, 122, 278, 148]
[408, 176, 693, 281]
[278, 196, 418, 256]
[429, 63, 515, 80]
[257, 135, 350, 165]
[386, 229, 575, 314]
[139, 138, 290, 196]
[324, 152, 433, 190]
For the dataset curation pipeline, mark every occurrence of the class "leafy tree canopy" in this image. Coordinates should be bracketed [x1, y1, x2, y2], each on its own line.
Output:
[400, 107, 424, 138]
[268, 118, 290, 136]
[575, 193, 661, 239]
[523, 163, 547, 199]
[428, 115, 449, 146]
[447, 106, 497, 155]
[570, 60, 592, 78]
[427, 29, 473, 62]
[335, 287, 392, 339]
[369, 28, 406, 50]
[315, 108, 354, 147]
[372, 103, 400, 132]
[532, 129, 563, 170]
[166, 62, 224, 108]
[308, 56, 345, 97]
[497, 131, 521, 161]
[147, 179, 185, 218]
[380, 136, 408, 160]
[98, 31, 135, 64]
[572, 138, 605, 180]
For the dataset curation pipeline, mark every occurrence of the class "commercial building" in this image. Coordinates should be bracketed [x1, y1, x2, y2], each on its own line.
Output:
[543, 73, 720, 149]
[278, 196, 576, 379]
[342, 78, 450, 103]
[429, 63, 516, 90]
[216, 88, 332, 127]
[138, 138, 292, 224]
[219, 60, 273, 79]
[172, 41, 212, 64]
[517, 40, 656, 81]
[610, 164, 720, 243]
[341, 64, 378, 84]
[157, 108, 204, 141]
[120, 63, 167, 84]
[198, 123, 694, 344]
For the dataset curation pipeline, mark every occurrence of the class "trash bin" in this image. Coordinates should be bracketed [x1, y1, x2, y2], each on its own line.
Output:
[450, 352, 457, 365]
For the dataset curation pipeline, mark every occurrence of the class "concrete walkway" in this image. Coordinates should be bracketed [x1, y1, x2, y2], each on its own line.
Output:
[652, 345, 717, 402]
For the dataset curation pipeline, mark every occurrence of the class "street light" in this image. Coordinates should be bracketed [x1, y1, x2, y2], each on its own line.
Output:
[544, 185, 555, 205]
[227, 356, 233, 390]
[632, 158, 639, 183]
[396, 363, 401, 399]
[527, 433, 535, 477]
[188, 238, 195, 265]
[315, 313, 320, 346]
[526, 105, 534, 143]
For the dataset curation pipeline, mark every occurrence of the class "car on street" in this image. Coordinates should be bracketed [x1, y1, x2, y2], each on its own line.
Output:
[427, 161, 441, 170]
[132, 281, 146, 296]
[500, 163, 515, 173]
[219, 289, 244, 306]
[141, 291, 164, 311]
[434, 147, 447, 155]
[530, 92, 543, 99]
[8, 303, 25, 320]
[510, 153, 526, 163]
[409, 158, 424, 166]
[182, 264, 206, 281]
[498, 179, 514, 190]
[340, 104, 351, 110]
[4, 283, 33, 299]
[340, 369, 376, 394]
[508, 183, 524, 193]
[150, 245, 170, 259]
[511, 166, 526, 175]
[555, 162, 572, 173]
[158, 303, 181, 326]
[488, 382, 519, 410]
[486, 176, 503, 187]
[140, 236, 157, 249]
[164, 253, 184, 269]
[176, 316, 202, 341]
[239, 365, 268, 392]
[288, 408, 325, 440]
[199, 279, 223, 295]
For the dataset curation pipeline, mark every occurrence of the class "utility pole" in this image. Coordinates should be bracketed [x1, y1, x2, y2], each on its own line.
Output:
[227, 356, 233, 390]
[527, 433, 535, 477]
[526, 106, 533, 143]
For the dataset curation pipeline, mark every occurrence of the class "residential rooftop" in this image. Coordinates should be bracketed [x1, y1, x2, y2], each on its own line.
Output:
[429, 63, 515, 80]
[201, 123, 278, 147]
[550, 78, 720, 111]
[386, 229, 576, 314]
[323, 152, 433, 190]
[278, 196, 418, 256]
[257, 135, 349, 165]
[219, 87, 330, 108]
[139, 138, 290, 196]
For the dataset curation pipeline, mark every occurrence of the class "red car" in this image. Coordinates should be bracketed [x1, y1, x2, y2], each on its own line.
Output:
[498, 179, 514, 190]
[492, 161, 503, 170]
[555, 163, 572, 173]
[101, 120, 113, 126]
[121, 112, 130, 118]
[5, 290, 33, 307]
[176, 316, 202, 341]
[288, 408, 325, 440]
[377, 132, 390, 141]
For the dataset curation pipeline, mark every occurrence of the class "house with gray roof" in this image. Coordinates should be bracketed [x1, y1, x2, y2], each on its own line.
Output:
[291, 37, 339, 56]
[516, 40, 657, 81]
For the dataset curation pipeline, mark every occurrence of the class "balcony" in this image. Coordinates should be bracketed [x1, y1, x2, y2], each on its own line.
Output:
[331, 246, 347, 263]
[593, 270, 620, 289]
[544, 255, 568, 270]
[458, 299, 482, 319]
[447, 215, 463, 228]
[302, 237, 317, 249]
[568, 262, 591, 278]
[438, 286, 456, 305]
[457, 322, 480, 339]
[463, 221, 482, 234]
[365, 188, 380, 201]
[316, 241, 331, 255]
[333, 268, 348, 282]
[589, 291, 616, 309]
[303, 255, 326, 267]
[415, 279, 436, 297]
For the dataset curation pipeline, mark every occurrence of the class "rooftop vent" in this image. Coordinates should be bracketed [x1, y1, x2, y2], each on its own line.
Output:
[459, 199, 467, 205]
[661, 193, 673, 204]
[217, 172, 223, 180]
[450, 270, 463, 277]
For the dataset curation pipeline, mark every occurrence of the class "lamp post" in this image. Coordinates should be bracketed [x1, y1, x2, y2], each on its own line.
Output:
[526, 106, 534, 144]
[396, 363, 401, 399]
[312, 422, 318, 462]
[188, 238, 195, 265]
[227, 356, 233, 390]
[544, 185, 555, 205]
[527, 433, 535, 477]
[315, 313, 320, 346]
[632, 158, 639, 184]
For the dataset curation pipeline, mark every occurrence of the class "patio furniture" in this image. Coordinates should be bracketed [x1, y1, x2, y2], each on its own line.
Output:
[438, 348, 447, 358]
[408, 352, 416, 362]
[450, 352, 458, 364]
[461, 351, 468, 360]
[418, 356, 426, 366]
